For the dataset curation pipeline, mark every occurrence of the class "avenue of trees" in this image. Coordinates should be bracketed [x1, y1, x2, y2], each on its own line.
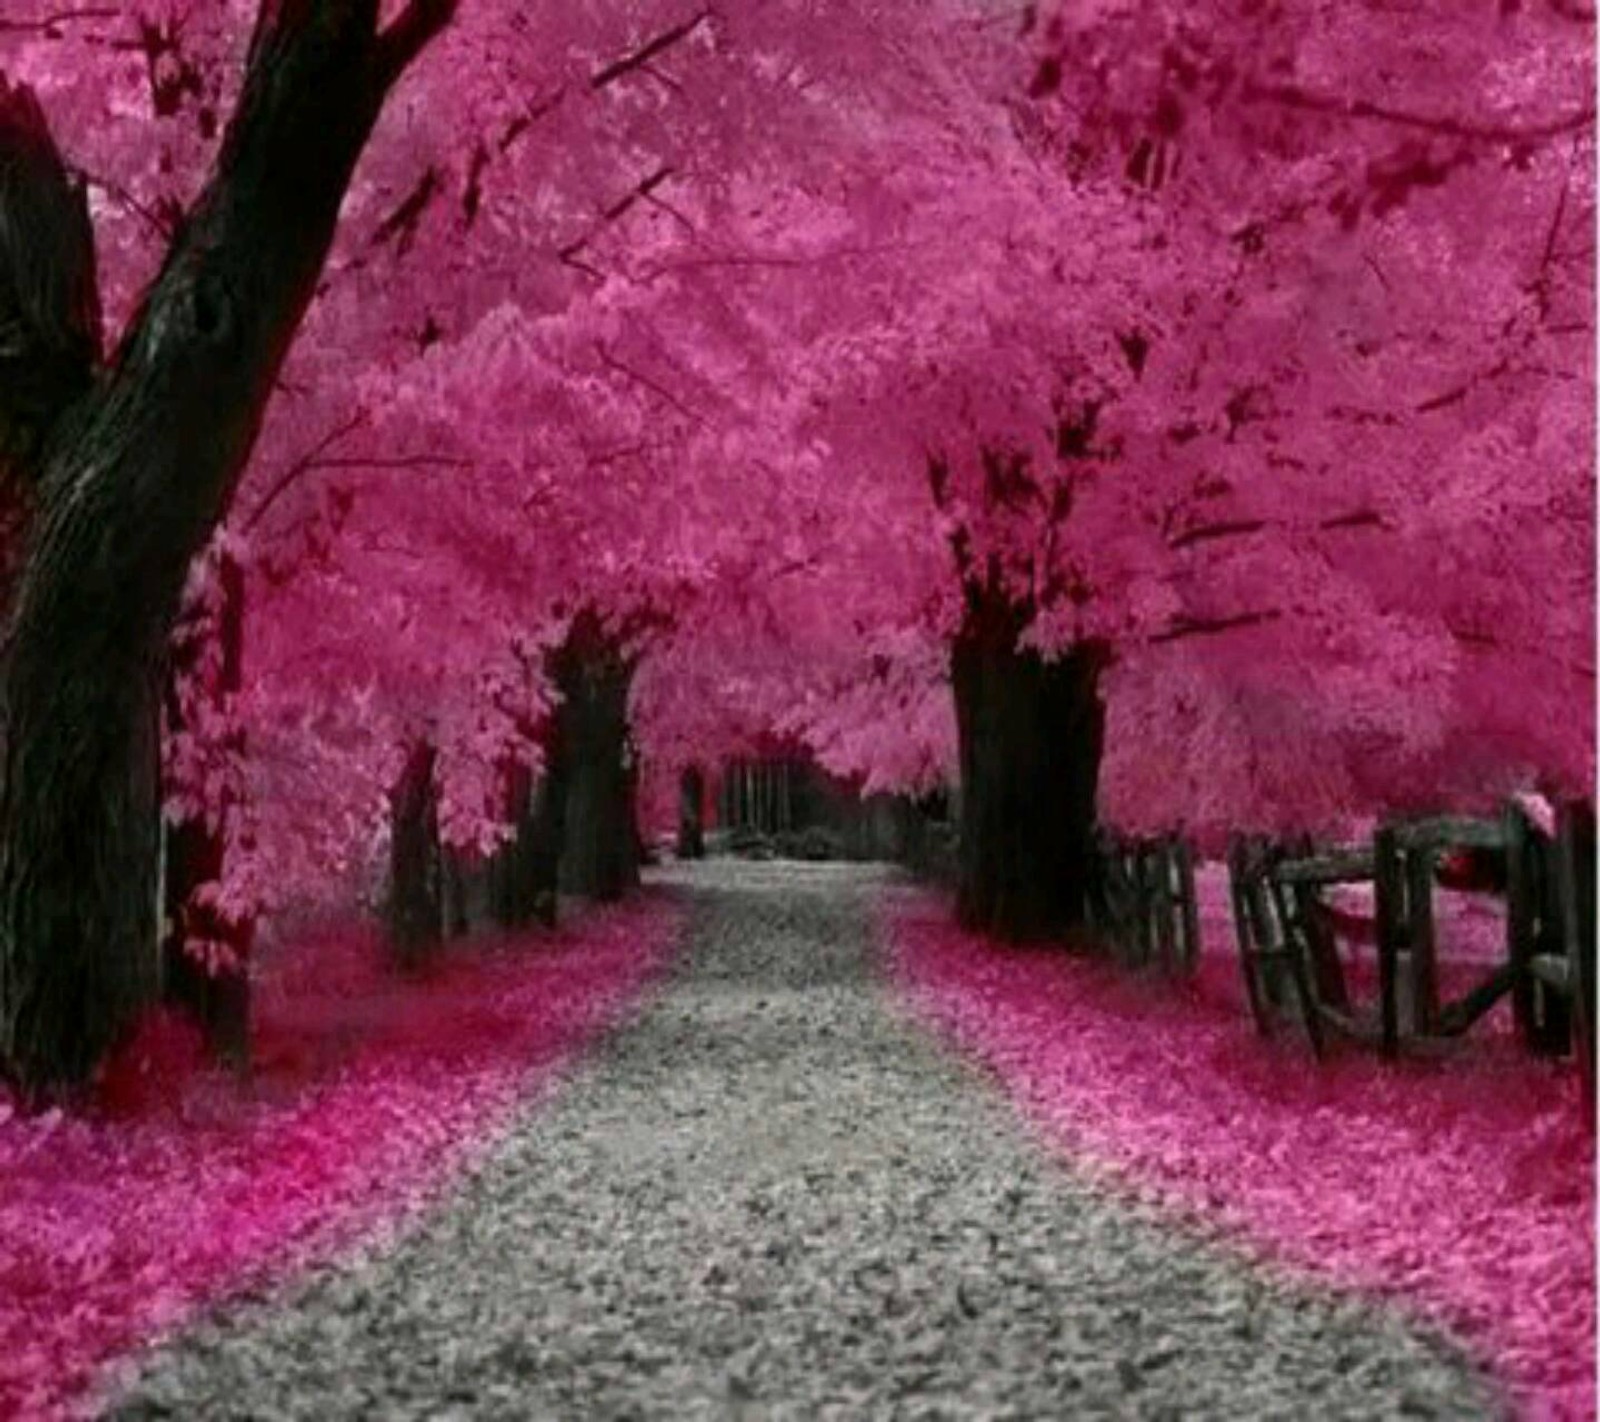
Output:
[0, 0, 1591, 1101]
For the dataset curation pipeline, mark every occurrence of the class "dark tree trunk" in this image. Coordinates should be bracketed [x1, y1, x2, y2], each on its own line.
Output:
[442, 848, 469, 938]
[489, 754, 563, 931]
[554, 611, 639, 902]
[524, 764, 567, 928]
[0, 1, 455, 1102]
[386, 737, 443, 971]
[489, 760, 533, 928]
[161, 548, 252, 1069]
[952, 584, 1108, 943]
[628, 744, 651, 866]
[677, 764, 706, 859]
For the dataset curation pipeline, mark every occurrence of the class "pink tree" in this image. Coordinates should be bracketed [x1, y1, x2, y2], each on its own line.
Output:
[0, 0, 458, 1101]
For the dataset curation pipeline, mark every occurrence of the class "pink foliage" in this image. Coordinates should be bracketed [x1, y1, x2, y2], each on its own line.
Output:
[882, 880, 1594, 1422]
[0, 897, 682, 1421]
[4, 2, 1587, 875]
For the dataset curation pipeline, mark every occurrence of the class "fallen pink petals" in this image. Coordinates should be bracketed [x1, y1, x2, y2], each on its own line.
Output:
[0, 898, 682, 1421]
[882, 875, 1594, 1422]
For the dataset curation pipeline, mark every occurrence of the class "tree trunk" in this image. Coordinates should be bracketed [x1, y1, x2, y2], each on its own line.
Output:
[161, 548, 252, 1069]
[490, 748, 563, 931]
[952, 585, 1108, 943]
[678, 764, 706, 859]
[443, 848, 469, 938]
[386, 737, 442, 971]
[0, 2, 456, 1102]
[490, 760, 534, 928]
[554, 611, 639, 902]
[628, 739, 651, 866]
[524, 766, 566, 928]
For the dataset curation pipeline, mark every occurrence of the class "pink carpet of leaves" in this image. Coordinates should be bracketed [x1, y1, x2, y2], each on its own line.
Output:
[882, 872, 1594, 1422]
[0, 895, 682, 1421]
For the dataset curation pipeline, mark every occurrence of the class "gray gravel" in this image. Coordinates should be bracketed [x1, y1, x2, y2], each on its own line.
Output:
[97, 860, 1506, 1420]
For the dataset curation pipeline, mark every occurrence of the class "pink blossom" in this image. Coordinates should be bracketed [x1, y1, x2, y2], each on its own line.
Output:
[883, 878, 1594, 1421]
[0, 899, 681, 1421]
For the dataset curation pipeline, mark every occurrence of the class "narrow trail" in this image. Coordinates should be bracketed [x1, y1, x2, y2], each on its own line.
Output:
[101, 862, 1501, 1420]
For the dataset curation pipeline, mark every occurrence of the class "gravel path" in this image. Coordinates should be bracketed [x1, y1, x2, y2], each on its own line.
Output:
[99, 861, 1504, 1420]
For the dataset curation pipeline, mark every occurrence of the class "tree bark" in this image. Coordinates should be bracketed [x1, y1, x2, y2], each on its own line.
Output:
[678, 764, 706, 859]
[489, 760, 533, 928]
[442, 848, 469, 938]
[0, 0, 455, 1102]
[554, 611, 640, 902]
[952, 583, 1108, 943]
[489, 753, 563, 931]
[524, 765, 566, 928]
[387, 737, 442, 970]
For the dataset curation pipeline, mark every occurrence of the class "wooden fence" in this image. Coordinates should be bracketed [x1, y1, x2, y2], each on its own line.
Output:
[1226, 799, 1595, 1106]
[1089, 831, 1201, 976]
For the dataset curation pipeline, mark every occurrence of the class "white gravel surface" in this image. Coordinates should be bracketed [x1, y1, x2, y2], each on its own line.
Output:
[99, 860, 1505, 1420]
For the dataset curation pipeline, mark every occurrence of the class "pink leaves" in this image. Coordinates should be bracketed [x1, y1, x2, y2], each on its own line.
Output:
[0, 895, 681, 1420]
[883, 883, 1594, 1420]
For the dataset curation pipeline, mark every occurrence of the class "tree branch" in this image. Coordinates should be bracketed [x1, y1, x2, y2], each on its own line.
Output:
[591, 11, 711, 90]
[1416, 357, 1512, 412]
[0, 8, 117, 37]
[1246, 82, 1594, 146]
[1167, 517, 1268, 551]
[369, 165, 440, 254]
[499, 88, 567, 154]
[72, 168, 174, 240]
[1150, 609, 1283, 644]
[1319, 508, 1385, 532]
[558, 165, 676, 274]
[0, 75, 102, 481]
[242, 411, 366, 533]
[595, 342, 705, 427]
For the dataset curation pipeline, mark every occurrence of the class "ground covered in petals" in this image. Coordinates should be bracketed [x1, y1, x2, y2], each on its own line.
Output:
[882, 873, 1594, 1422]
[99, 862, 1500, 1421]
[0, 897, 681, 1420]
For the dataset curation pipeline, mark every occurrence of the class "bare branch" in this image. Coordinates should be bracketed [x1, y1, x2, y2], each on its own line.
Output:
[604, 163, 673, 221]
[499, 88, 567, 155]
[557, 165, 675, 274]
[1150, 609, 1283, 644]
[595, 342, 705, 427]
[242, 411, 366, 533]
[642, 61, 685, 95]
[0, 76, 102, 478]
[557, 245, 606, 281]
[644, 189, 697, 234]
[1319, 508, 1385, 532]
[1246, 82, 1594, 146]
[70, 166, 174, 240]
[591, 11, 711, 90]
[1416, 357, 1512, 412]
[0, 8, 117, 37]
[369, 165, 440, 255]
[1167, 517, 1268, 551]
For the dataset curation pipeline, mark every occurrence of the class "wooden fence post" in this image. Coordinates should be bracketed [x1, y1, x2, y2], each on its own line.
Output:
[1176, 837, 1200, 974]
[1230, 837, 1270, 1033]
[1404, 843, 1438, 1034]
[1374, 824, 1405, 1058]
[1504, 801, 1538, 1048]
[1154, 838, 1177, 971]
[1556, 799, 1596, 1113]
